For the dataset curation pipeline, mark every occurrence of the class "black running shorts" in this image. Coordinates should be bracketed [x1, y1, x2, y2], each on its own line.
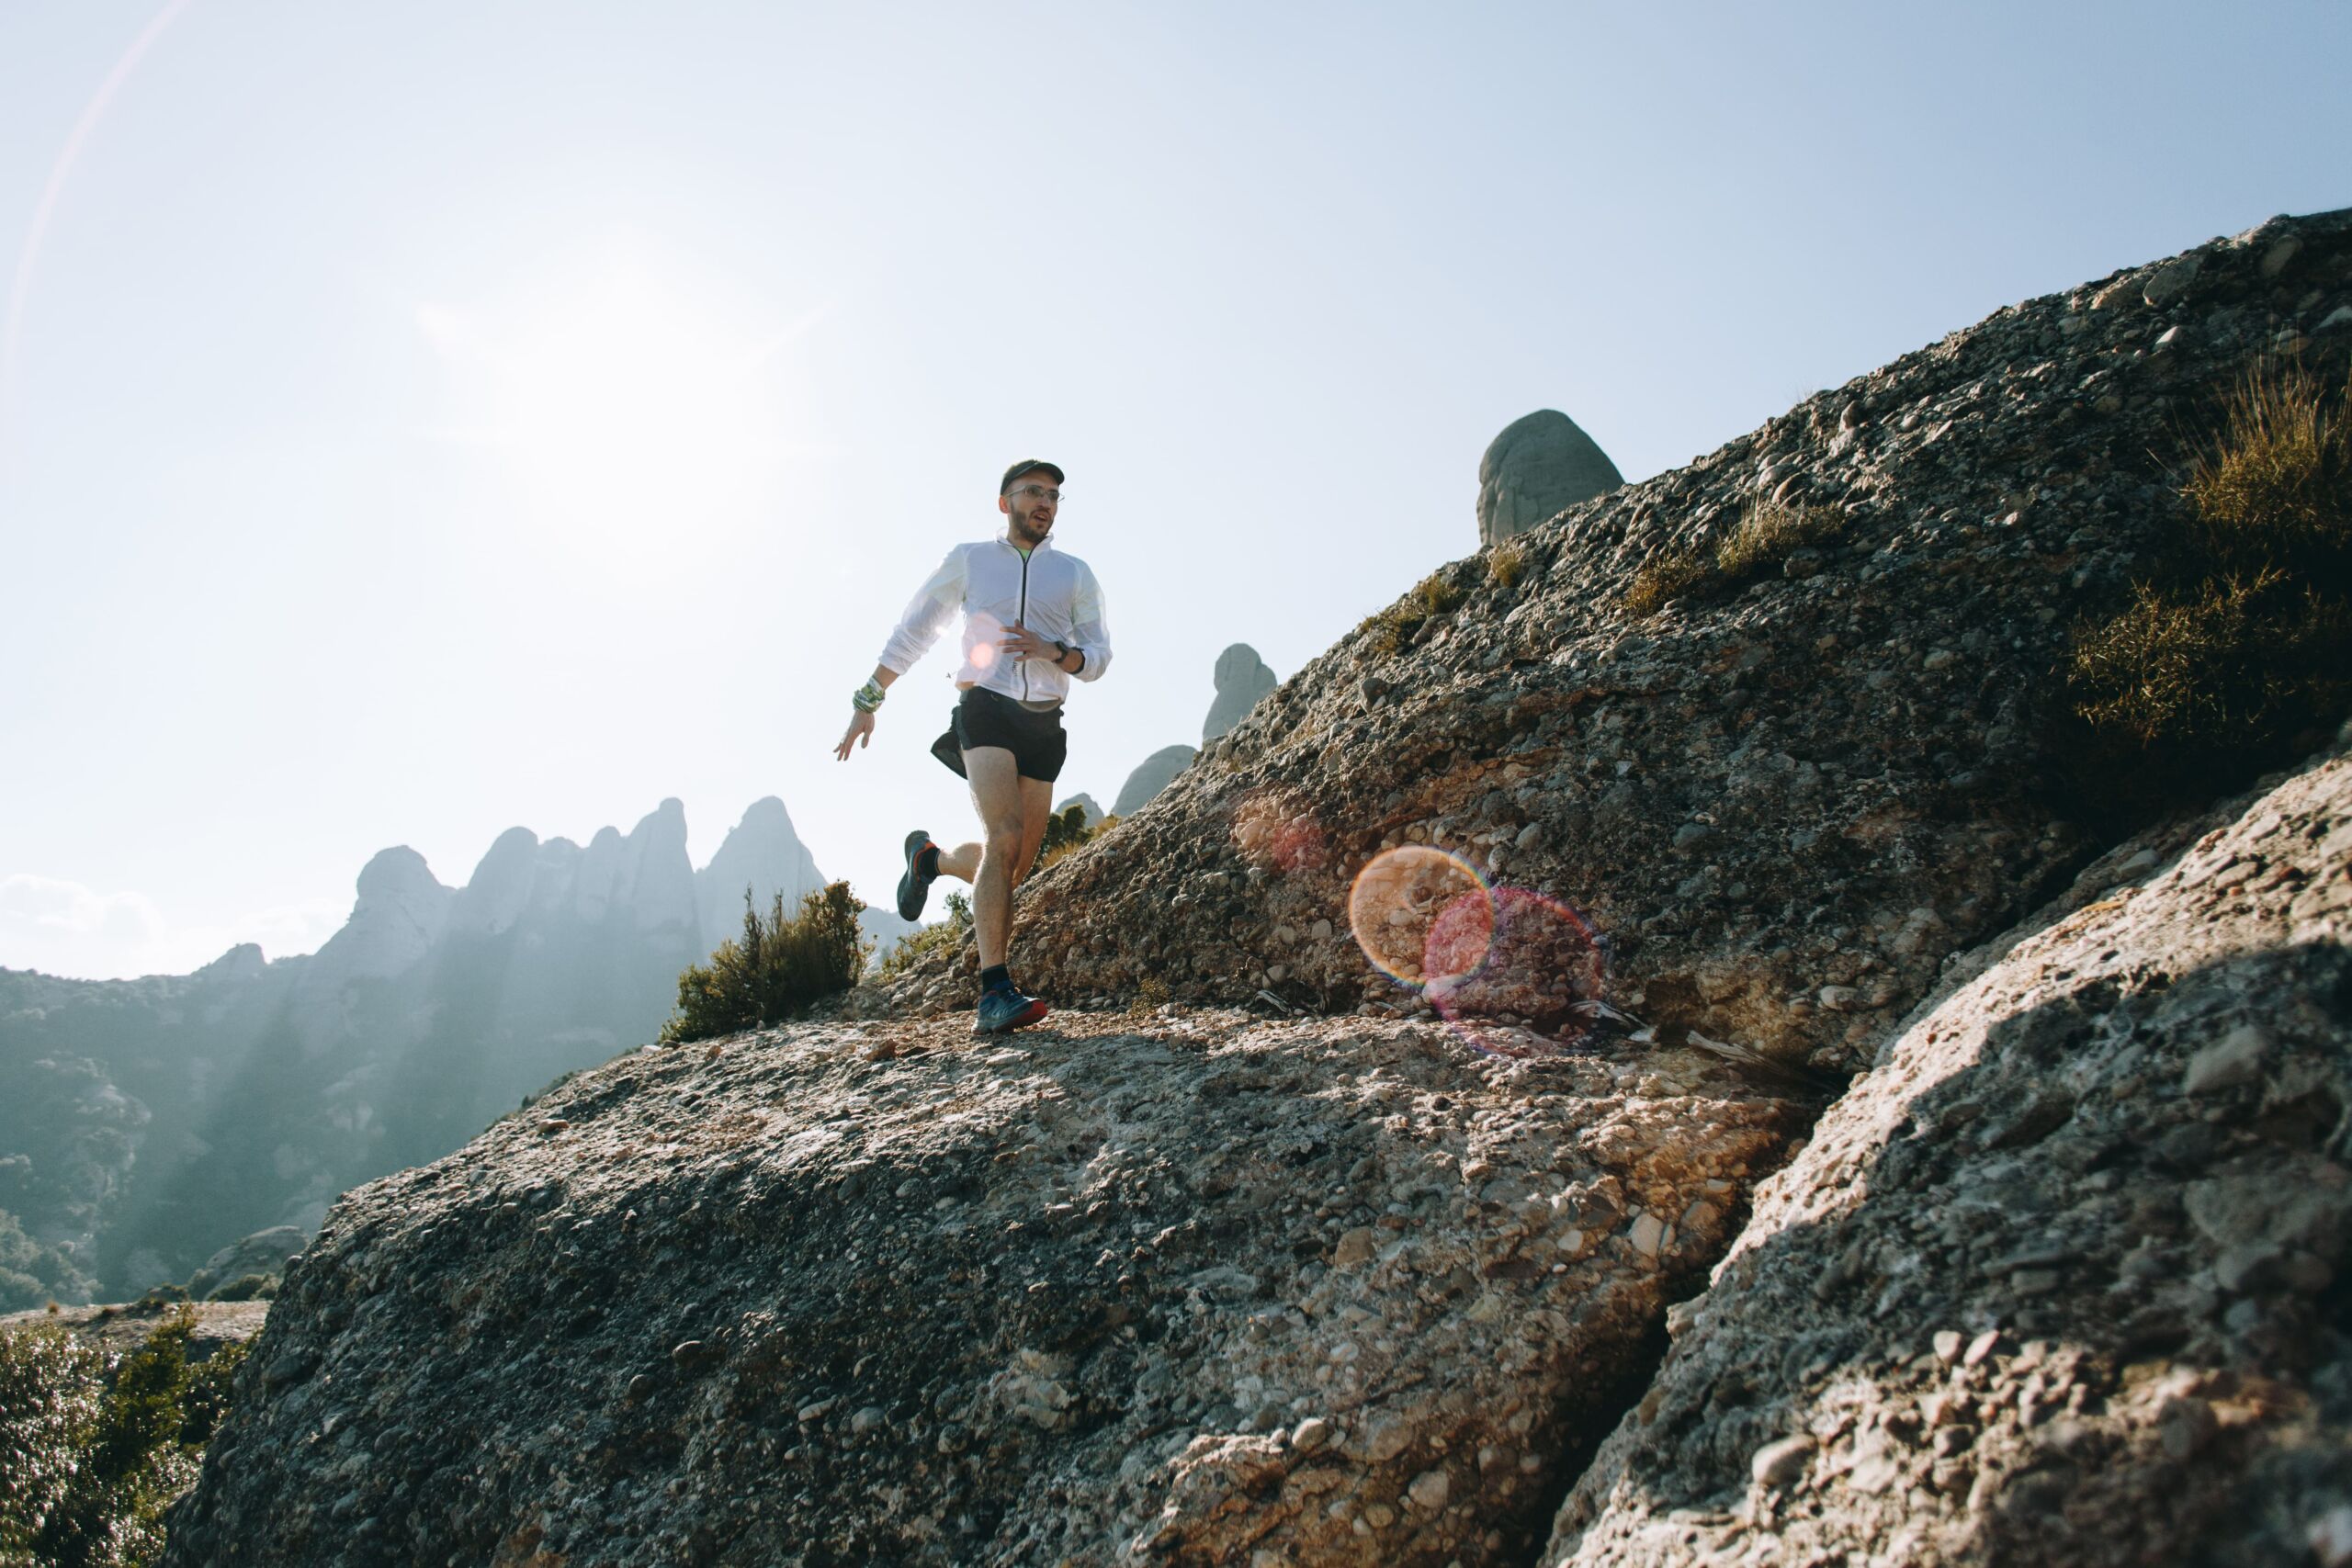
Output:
[931, 686, 1069, 783]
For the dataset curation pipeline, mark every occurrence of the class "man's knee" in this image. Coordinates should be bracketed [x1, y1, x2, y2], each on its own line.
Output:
[982, 823, 1024, 863]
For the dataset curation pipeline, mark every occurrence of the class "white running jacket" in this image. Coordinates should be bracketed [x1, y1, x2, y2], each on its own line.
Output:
[876, 533, 1113, 706]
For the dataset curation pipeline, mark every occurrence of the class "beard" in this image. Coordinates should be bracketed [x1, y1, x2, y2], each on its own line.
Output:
[1012, 512, 1052, 546]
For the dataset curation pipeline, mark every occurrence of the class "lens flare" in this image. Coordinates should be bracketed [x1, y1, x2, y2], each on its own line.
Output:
[1230, 789, 1330, 874]
[1347, 846, 1610, 1057]
[1427, 888, 1607, 1055]
[1347, 846, 1493, 986]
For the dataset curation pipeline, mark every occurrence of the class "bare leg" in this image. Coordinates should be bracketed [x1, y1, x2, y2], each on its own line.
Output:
[938, 783, 1047, 886]
[961, 748, 1027, 970]
[1012, 777, 1055, 888]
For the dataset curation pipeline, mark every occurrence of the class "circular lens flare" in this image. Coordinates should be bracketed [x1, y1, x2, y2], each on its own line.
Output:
[1429, 888, 1608, 1055]
[1348, 847, 1493, 986]
[1347, 845, 1610, 1056]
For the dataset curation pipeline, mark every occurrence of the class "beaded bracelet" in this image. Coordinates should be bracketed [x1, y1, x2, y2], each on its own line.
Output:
[852, 680, 886, 713]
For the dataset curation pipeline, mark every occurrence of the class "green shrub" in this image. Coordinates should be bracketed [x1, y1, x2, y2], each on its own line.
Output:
[0, 1313, 247, 1568]
[875, 890, 974, 984]
[0, 1207, 96, 1314]
[2068, 361, 2352, 796]
[206, 1274, 277, 1303]
[661, 882, 871, 1044]
[1035, 807, 1117, 875]
[0, 1325, 103, 1565]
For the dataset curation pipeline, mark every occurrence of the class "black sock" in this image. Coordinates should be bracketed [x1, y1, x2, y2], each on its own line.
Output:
[980, 964, 1012, 993]
[916, 844, 940, 878]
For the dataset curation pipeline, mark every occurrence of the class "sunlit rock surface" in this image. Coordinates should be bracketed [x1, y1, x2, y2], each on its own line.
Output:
[866, 209, 2352, 1079]
[161, 1012, 1804, 1567]
[1544, 741, 2352, 1565]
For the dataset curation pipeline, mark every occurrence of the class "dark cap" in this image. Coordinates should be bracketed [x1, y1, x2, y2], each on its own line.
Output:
[1000, 458, 1065, 494]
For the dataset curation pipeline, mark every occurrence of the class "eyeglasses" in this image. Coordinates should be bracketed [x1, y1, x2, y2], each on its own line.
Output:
[1009, 484, 1062, 503]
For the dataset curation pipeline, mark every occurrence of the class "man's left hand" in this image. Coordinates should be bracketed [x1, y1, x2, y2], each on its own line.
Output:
[999, 623, 1063, 664]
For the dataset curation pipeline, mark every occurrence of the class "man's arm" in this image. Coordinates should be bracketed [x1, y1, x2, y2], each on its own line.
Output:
[1065, 559, 1112, 681]
[833, 663, 899, 761]
[835, 547, 967, 762]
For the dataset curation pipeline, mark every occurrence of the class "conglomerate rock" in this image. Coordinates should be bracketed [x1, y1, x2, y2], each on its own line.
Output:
[161, 1014, 1804, 1567]
[865, 208, 2352, 1077]
[1478, 410, 1625, 547]
[1544, 740, 2352, 1566]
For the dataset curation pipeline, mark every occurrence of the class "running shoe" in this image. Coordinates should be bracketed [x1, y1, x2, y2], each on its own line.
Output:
[897, 829, 938, 921]
[974, 984, 1049, 1035]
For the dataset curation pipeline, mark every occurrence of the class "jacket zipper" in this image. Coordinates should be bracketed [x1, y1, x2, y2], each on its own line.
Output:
[1013, 542, 1033, 702]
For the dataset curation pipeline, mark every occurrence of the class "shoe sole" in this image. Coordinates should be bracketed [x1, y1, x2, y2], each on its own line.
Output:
[897, 829, 934, 922]
[973, 998, 1050, 1036]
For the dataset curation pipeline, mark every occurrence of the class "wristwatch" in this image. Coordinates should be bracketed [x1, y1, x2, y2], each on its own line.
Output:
[1053, 640, 1070, 666]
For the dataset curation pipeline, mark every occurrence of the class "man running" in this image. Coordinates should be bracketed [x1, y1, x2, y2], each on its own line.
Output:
[833, 459, 1112, 1033]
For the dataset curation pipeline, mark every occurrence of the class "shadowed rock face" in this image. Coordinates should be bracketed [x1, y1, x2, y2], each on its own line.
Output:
[1544, 742, 2352, 1566]
[162, 1016, 1803, 1567]
[867, 209, 2352, 1077]
[1478, 411, 1624, 548]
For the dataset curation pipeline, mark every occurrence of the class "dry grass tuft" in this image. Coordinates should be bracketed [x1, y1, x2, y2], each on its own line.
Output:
[1487, 538, 1530, 591]
[1715, 499, 1847, 581]
[2067, 359, 2352, 795]
[1363, 570, 1470, 655]
[2182, 360, 2352, 577]
[1625, 500, 1846, 616]
[1623, 549, 1709, 615]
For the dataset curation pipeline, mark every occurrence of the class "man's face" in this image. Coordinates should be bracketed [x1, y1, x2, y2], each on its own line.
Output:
[1000, 471, 1059, 546]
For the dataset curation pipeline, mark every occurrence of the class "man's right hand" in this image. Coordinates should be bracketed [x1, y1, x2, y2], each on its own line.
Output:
[834, 709, 876, 761]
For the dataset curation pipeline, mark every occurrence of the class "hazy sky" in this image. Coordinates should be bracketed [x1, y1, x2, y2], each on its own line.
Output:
[3, 1, 2346, 979]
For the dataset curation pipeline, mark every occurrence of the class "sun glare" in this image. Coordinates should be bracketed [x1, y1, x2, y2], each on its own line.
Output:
[420, 248, 808, 536]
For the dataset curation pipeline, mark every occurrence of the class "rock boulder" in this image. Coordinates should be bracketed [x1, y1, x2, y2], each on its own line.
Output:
[1114, 744, 1199, 818]
[869, 209, 2352, 1077]
[1204, 644, 1281, 745]
[162, 1016, 1803, 1567]
[1477, 411, 1624, 547]
[1544, 739, 2352, 1564]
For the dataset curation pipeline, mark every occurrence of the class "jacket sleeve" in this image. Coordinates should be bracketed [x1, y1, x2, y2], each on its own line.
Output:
[1068, 559, 1112, 682]
[876, 547, 967, 675]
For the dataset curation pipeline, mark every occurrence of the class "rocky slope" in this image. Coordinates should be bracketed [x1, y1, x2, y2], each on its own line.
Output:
[1545, 738, 2352, 1566]
[870, 209, 2352, 1079]
[159, 211, 2350, 1565]
[161, 1014, 1805, 1567]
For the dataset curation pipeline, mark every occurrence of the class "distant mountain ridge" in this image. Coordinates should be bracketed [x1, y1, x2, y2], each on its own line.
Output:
[0, 795, 846, 1304]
